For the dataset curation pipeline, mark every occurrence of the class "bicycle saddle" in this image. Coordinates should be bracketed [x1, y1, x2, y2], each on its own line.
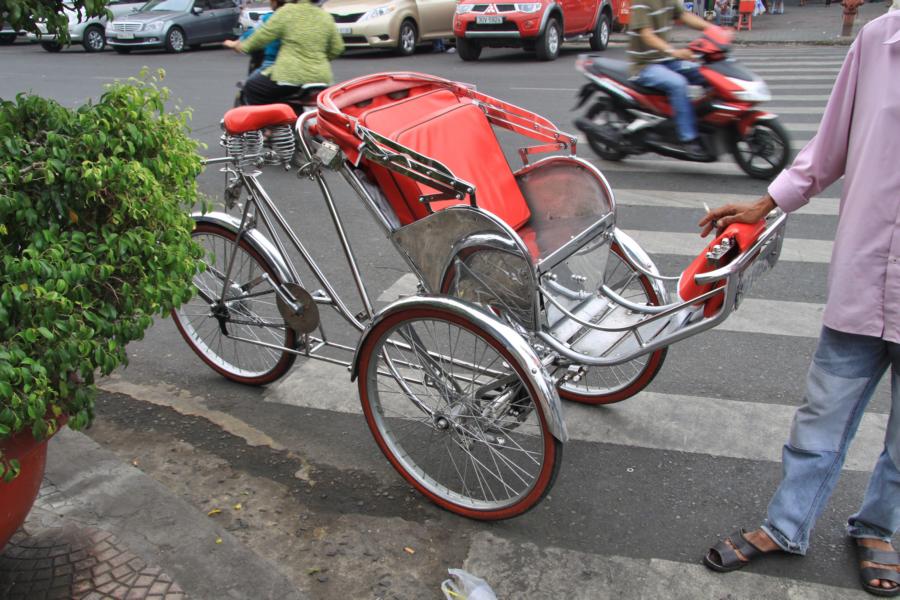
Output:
[223, 103, 297, 135]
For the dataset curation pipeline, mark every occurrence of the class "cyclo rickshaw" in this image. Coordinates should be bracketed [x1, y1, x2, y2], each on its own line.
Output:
[172, 72, 787, 520]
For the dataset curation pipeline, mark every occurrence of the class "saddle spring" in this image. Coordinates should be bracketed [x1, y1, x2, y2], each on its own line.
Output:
[224, 130, 264, 171]
[266, 124, 296, 166]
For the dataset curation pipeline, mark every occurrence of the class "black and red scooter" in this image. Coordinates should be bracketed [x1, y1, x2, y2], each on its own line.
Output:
[574, 26, 791, 179]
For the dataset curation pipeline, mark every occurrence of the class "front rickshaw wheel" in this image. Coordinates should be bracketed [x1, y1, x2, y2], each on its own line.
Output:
[171, 222, 297, 385]
[358, 306, 562, 520]
[557, 244, 668, 405]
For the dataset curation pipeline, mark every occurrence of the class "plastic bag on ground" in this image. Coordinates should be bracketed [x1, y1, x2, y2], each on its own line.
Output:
[441, 568, 498, 600]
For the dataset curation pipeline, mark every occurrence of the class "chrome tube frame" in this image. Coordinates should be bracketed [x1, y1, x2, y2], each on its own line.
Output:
[539, 210, 787, 367]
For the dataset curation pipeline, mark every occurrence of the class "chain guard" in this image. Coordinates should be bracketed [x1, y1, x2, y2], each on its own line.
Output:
[276, 283, 319, 334]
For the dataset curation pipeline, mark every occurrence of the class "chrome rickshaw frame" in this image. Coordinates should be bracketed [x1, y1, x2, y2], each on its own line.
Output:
[177, 72, 787, 521]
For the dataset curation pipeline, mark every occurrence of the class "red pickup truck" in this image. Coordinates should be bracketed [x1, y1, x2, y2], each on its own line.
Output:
[453, 0, 631, 61]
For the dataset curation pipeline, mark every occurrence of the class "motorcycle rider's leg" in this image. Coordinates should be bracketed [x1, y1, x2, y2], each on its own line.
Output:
[633, 63, 700, 144]
[243, 72, 300, 106]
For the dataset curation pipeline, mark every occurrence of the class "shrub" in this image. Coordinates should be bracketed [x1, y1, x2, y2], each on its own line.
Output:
[0, 70, 204, 480]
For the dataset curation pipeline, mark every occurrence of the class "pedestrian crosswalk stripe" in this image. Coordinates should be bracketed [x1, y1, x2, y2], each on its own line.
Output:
[465, 532, 875, 599]
[621, 229, 833, 263]
[613, 189, 839, 216]
[262, 355, 886, 473]
[761, 75, 842, 81]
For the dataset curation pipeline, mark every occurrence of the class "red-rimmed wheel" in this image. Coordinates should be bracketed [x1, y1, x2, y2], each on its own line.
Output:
[171, 222, 297, 385]
[358, 306, 562, 520]
[557, 243, 668, 405]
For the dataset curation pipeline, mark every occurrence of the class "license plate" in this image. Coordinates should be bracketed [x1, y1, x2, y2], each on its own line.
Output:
[338, 27, 351, 34]
[117, 32, 134, 39]
[476, 15, 503, 24]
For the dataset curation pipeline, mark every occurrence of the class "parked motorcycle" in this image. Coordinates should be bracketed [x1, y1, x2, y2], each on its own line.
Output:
[573, 26, 790, 179]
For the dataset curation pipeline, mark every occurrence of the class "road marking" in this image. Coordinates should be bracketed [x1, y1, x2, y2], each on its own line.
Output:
[100, 376, 287, 451]
[263, 357, 885, 472]
[770, 94, 831, 101]
[465, 532, 872, 599]
[761, 75, 841, 82]
[575, 134, 809, 152]
[622, 229, 833, 263]
[613, 188, 840, 216]
[377, 272, 419, 302]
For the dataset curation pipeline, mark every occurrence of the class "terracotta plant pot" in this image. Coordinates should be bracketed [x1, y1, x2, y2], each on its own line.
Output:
[0, 424, 63, 551]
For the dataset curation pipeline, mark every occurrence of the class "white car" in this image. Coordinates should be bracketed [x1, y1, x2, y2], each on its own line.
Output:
[29, 0, 145, 52]
[238, 2, 273, 34]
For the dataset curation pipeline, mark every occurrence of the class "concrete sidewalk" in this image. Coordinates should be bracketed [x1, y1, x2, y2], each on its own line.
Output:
[0, 430, 306, 600]
[644, 0, 891, 44]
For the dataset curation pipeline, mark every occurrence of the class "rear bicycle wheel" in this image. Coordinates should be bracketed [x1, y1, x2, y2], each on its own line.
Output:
[557, 244, 667, 405]
[172, 222, 297, 385]
[358, 306, 562, 520]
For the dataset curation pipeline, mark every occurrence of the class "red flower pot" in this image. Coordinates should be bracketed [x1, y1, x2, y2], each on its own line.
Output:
[0, 423, 63, 551]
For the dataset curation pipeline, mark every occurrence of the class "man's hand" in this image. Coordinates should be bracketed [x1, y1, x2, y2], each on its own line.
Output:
[698, 194, 777, 237]
[669, 48, 694, 61]
[223, 39, 243, 53]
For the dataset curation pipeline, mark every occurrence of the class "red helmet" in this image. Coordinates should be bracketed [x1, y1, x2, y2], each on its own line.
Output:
[688, 25, 733, 56]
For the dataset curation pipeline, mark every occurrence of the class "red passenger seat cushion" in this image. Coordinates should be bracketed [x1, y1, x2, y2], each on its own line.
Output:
[360, 91, 532, 229]
[223, 104, 296, 135]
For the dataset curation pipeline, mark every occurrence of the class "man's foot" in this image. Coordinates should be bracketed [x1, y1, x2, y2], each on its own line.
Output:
[704, 528, 783, 572]
[854, 538, 900, 597]
[682, 139, 708, 161]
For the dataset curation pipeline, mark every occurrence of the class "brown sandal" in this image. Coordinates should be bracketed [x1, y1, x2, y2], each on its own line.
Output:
[704, 529, 769, 573]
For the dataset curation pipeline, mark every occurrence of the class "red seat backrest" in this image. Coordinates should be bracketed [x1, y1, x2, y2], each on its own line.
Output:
[359, 90, 532, 229]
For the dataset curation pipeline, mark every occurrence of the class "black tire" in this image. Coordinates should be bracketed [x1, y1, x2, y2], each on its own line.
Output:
[730, 118, 791, 180]
[535, 17, 561, 61]
[113, 46, 131, 54]
[164, 26, 186, 53]
[584, 99, 627, 161]
[171, 221, 298, 385]
[396, 19, 417, 56]
[41, 41, 63, 52]
[589, 12, 611, 51]
[0, 33, 16, 45]
[455, 36, 481, 61]
[82, 25, 106, 52]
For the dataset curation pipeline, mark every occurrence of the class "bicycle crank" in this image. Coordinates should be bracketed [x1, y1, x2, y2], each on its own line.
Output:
[276, 283, 319, 334]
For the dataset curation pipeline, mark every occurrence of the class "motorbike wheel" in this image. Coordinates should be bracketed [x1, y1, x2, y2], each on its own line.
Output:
[584, 100, 627, 161]
[557, 244, 668, 405]
[357, 305, 562, 520]
[731, 118, 791, 180]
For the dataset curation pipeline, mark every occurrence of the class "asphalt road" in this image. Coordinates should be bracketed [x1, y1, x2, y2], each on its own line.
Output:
[1, 38, 890, 599]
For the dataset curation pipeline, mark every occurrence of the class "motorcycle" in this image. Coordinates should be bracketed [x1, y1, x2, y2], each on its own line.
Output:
[573, 26, 791, 180]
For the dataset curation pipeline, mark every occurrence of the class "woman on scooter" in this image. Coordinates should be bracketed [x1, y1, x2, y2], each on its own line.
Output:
[224, 0, 344, 106]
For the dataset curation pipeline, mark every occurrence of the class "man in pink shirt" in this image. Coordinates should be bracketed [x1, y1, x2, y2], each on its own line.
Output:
[699, 11, 900, 596]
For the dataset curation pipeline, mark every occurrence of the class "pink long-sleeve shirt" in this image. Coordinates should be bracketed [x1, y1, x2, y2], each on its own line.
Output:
[768, 11, 900, 342]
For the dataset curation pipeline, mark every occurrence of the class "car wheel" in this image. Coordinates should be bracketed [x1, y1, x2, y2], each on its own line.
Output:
[396, 20, 417, 56]
[589, 12, 611, 51]
[82, 25, 106, 52]
[0, 33, 16, 45]
[113, 46, 131, 54]
[41, 41, 63, 52]
[455, 36, 481, 61]
[535, 17, 560, 61]
[165, 26, 186, 53]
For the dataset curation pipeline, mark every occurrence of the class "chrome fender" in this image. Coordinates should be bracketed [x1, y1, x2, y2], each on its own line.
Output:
[350, 295, 568, 443]
[613, 228, 670, 305]
[192, 212, 295, 286]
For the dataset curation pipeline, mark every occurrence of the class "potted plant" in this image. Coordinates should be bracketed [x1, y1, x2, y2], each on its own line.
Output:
[0, 68, 204, 549]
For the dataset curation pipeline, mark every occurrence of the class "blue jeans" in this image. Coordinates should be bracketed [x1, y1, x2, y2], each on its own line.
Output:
[633, 60, 705, 142]
[762, 327, 900, 555]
